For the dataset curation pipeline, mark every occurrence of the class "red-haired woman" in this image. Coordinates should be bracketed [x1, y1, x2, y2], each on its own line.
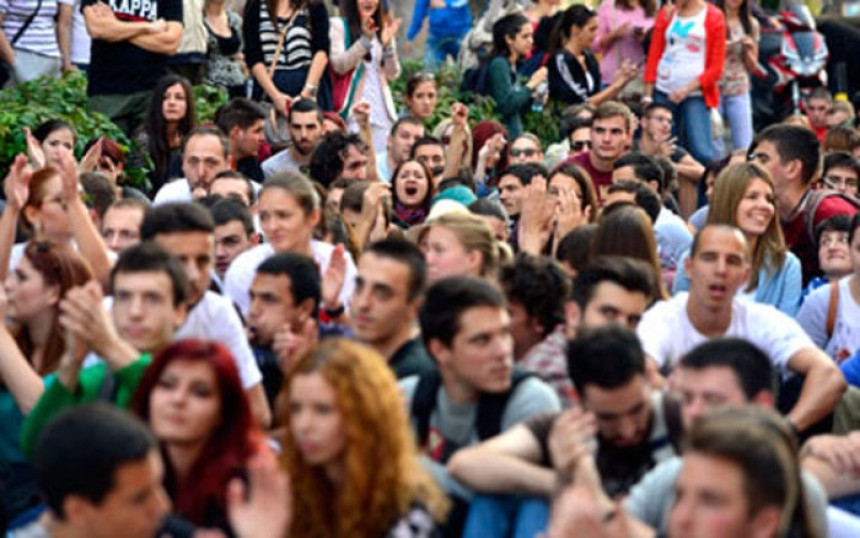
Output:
[133, 339, 268, 532]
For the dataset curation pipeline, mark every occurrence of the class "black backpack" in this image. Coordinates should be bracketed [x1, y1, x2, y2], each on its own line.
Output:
[410, 368, 533, 464]
[460, 60, 491, 98]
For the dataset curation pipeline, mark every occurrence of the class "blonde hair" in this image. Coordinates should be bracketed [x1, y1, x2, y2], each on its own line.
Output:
[421, 212, 500, 279]
[706, 163, 786, 291]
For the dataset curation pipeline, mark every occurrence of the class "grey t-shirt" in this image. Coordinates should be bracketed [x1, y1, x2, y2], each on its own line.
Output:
[399, 375, 561, 499]
[624, 456, 829, 537]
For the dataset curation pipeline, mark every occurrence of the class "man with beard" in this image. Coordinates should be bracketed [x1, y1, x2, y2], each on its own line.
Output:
[448, 326, 679, 537]
[378, 117, 425, 183]
[309, 132, 370, 187]
[261, 99, 323, 178]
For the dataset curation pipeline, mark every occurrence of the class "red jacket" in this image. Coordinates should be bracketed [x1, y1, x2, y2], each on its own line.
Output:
[644, 3, 726, 109]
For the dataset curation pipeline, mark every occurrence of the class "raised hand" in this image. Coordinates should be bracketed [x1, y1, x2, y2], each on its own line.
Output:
[3, 154, 32, 213]
[321, 243, 347, 313]
[272, 316, 318, 374]
[381, 17, 402, 48]
[24, 127, 45, 169]
[226, 450, 292, 538]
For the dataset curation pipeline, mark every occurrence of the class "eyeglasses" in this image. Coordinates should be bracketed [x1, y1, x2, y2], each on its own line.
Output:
[510, 148, 538, 158]
[571, 140, 592, 151]
[823, 174, 858, 190]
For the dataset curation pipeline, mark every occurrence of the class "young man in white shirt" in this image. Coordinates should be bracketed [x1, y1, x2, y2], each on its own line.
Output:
[636, 223, 845, 434]
[153, 127, 232, 205]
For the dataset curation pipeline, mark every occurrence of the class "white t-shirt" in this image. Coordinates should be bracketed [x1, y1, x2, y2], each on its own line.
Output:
[796, 277, 860, 360]
[153, 179, 192, 206]
[261, 149, 302, 179]
[223, 240, 357, 318]
[174, 290, 262, 389]
[637, 293, 813, 375]
[656, 7, 708, 95]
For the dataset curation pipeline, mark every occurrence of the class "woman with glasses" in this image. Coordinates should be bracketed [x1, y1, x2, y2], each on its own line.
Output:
[0, 154, 113, 288]
[508, 133, 544, 165]
[674, 163, 802, 315]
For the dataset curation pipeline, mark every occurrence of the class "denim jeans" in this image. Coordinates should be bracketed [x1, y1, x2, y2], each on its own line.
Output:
[654, 90, 714, 166]
[716, 91, 754, 156]
[425, 33, 465, 68]
[462, 494, 550, 538]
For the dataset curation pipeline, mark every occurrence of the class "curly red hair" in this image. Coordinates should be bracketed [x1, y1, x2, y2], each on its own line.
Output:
[133, 339, 266, 528]
[282, 338, 447, 536]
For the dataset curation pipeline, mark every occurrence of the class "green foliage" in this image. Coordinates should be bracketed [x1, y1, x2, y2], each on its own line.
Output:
[390, 58, 561, 146]
[194, 84, 229, 124]
[0, 71, 145, 184]
[0, 72, 229, 189]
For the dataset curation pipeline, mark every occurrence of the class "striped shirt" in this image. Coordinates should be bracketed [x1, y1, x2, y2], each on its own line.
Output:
[0, 0, 72, 58]
[243, 0, 328, 73]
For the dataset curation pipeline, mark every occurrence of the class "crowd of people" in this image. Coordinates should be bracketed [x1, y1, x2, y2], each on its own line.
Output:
[4, 0, 860, 537]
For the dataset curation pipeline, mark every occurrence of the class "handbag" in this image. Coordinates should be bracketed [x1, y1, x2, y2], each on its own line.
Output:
[1, 0, 44, 87]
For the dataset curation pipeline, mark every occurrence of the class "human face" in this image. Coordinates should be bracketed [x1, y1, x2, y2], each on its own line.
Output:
[394, 161, 430, 208]
[289, 372, 346, 466]
[406, 80, 438, 120]
[571, 281, 648, 336]
[247, 273, 304, 347]
[30, 174, 72, 240]
[498, 174, 525, 216]
[350, 253, 417, 349]
[806, 97, 830, 128]
[389, 123, 425, 166]
[161, 83, 188, 123]
[549, 173, 585, 204]
[506, 22, 534, 58]
[340, 144, 369, 181]
[573, 17, 598, 50]
[669, 453, 774, 538]
[591, 116, 629, 163]
[42, 128, 75, 166]
[748, 140, 792, 192]
[432, 306, 514, 400]
[288, 111, 322, 156]
[414, 143, 445, 181]
[734, 178, 775, 238]
[684, 228, 751, 311]
[112, 271, 186, 354]
[611, 164, 639, 184]
[424, 225, 482, 282]
[581, 375, 651, 447]
[96, 156, 123, 184]
[259, 188, 318, 253]
[75, 451, 170, 538]
[822, 166, 859, 197]
[234, 120, 265, 159]
[509, 137, 542, 165]
[818, 230, 852, 278]
[149, 360, 221, 446]
[358, 0, 379, 18]
[210, 177, 252, 206]
[643, 108, 673, 142]
[182, 134, 229, 192]
[102, 206, 143, 253]
[674, 366, 749, 429]
[214, 220, 253, 278]
[154, 231, 213, 308]
[4, 256, 57, 324]
[570, 128, 592, 155]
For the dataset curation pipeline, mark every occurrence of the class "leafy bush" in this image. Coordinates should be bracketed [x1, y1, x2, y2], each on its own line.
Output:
[0, 72, 229, 189]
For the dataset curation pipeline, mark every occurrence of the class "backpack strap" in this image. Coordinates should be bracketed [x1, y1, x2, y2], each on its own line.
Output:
[410, 369, 444, 449]
[827, 280, 840, 340]
[475, 370, 534, 440]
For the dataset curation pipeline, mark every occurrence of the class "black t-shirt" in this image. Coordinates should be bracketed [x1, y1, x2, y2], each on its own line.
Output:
[389, 337, 436, 379]
[236, 156, 264, 183]
[83, 0, 184, 96]
[548, 49, 601, 105]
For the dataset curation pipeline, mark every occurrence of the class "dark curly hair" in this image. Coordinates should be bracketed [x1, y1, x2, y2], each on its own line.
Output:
[499, 253, 570, 338]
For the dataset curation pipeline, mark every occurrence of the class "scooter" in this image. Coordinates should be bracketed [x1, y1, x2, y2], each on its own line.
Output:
[767, 1, 829, 116]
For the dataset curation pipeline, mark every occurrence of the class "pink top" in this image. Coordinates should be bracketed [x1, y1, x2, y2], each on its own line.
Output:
[593, 0, 654, 84]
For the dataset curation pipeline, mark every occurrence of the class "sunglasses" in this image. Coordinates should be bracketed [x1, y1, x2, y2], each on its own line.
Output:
[571, 140, 592, 151]
[510, 148, 538, 158]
